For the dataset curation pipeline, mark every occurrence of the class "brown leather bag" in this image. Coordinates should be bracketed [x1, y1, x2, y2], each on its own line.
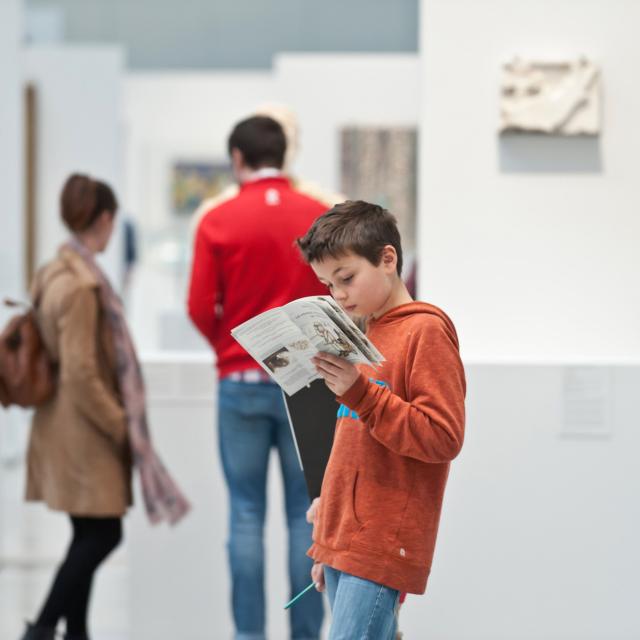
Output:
[0, 298, 56, 408]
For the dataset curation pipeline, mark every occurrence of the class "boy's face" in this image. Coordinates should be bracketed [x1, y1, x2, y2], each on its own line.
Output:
[310, 248, 398, 318]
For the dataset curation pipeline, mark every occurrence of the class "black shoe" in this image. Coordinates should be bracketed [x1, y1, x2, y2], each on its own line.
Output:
[63, 635, 89, 640]
[19, 623, 57, 640]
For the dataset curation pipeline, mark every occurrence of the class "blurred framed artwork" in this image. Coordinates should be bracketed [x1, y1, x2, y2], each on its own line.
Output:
[340, 126, 418, 293]
[171, 160, 233, 216]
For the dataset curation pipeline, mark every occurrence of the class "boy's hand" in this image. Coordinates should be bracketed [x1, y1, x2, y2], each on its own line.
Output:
[312, 352, 359, 396]
[311, 562, 325, 592]
[306, 497, 320, 524]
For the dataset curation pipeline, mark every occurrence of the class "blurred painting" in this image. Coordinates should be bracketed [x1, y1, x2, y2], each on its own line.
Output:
[171, 160, 233, 216]
[340, 127, 418, 293]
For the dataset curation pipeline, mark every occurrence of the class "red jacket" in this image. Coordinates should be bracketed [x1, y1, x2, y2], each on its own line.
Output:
[308, 302, 466, 594]
[187, 176, 328, 377]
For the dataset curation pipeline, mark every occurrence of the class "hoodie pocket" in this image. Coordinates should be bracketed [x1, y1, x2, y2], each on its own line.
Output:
[395, 504, 440, 566]
[350, 474, 410, 554]
[314, 468, 361, 552]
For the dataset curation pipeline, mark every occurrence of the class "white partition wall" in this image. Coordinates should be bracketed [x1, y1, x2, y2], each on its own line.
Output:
[129, 356, 309, 640]
[122, 55, 420, 353]
[123, 71, 276, 229]
[402, 364, 640, 639]
[419, 0, 640, 362]
[1, 46, 129, 639]
[0, 0, 23, 579]
[274, 53, 420, 193]
[127, 361, 640, 639]
[0, 0, 23, 304]
[418, 1, 640, 638]
[24, 45, 125, 284]
[7, 358, 637, 638]
[122, 71, 276, 351]
[123, 56, 420, 230]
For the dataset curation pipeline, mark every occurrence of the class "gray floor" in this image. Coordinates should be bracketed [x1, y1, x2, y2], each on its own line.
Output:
[0, 563, 129, 640]
[0, 455, 129, 640]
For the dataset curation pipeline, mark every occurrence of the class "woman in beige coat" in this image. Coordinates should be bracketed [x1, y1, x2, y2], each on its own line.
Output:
[22, 175, 131, 640]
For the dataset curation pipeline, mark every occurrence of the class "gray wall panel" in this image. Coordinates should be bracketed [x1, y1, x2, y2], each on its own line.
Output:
[28, 0, 418, 69]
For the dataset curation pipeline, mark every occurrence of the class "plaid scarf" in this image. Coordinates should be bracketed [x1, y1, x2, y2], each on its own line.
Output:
[66, 239, 191, 525]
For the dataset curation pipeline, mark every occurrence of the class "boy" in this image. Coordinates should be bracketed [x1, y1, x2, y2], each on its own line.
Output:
[296, 201, 466, 640]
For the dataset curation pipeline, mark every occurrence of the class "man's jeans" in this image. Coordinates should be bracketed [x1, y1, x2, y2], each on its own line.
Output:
[218, 379, 323, 640]
[324, 566, 400, 640]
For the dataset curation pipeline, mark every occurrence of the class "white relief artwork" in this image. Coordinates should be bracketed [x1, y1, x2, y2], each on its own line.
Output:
[499, 57, 601, 136]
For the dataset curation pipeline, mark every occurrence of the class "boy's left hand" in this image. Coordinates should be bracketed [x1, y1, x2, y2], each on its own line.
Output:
[306, 497, 321, 524]
[312, 352, 359, 396]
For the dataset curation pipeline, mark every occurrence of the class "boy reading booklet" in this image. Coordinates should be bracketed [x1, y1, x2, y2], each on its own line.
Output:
[231, 295, 383, 396]
[296, 200, 466, 640]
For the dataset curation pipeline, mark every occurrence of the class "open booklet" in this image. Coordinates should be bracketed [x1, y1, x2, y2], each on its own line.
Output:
[231, 296, 384, 396]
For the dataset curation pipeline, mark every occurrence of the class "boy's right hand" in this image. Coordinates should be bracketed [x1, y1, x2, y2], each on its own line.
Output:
[306, 497, 320, 524]
[312, 562, 325, 592]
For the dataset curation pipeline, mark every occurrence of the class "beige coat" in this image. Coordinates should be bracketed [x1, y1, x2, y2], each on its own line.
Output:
[27, 247, 132, 516]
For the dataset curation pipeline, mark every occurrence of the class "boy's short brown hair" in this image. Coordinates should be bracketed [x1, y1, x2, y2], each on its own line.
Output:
[297, 200, 403, 275]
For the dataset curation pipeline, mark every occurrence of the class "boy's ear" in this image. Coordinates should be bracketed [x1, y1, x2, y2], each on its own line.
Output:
[381, 245, 398, 271]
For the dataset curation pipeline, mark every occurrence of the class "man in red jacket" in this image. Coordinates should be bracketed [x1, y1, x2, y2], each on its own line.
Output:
[187, 116, 326, 640]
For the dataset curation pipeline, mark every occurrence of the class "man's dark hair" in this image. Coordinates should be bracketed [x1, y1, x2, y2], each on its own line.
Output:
[297, 200, 403, 276]
[227, 116, 286, 169]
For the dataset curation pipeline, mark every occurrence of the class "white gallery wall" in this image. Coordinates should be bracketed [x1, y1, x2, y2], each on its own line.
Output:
[119, 55, 421, 637]
[0, 0, 24, 305]
[274, 53, 420, 193]
[123, 71, 276, 351]
[123, 54, 419, 228]
[122, 361, 640, 640]
[123, 71, 276, 231]
[122, 54, 420, 352]
[24, 46, 126, 285]
[2, 26, 636, 639]
[417, 1, 640, 639]
[0, 0, 23, 566]
[1, 45, 125, 458]
[128, 356, 308, 640]
[419, 0, 640, 362]
[409, 364, 639, 640]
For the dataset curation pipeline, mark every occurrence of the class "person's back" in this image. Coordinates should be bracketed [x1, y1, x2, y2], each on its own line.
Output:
[189, 173, 326, 376]
[187, 116, 325, 640]
[188, 102, 344, 239]
[31, 249, 131, 515]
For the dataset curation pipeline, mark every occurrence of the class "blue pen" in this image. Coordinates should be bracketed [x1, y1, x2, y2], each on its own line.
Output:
[284, 581, 317, 609]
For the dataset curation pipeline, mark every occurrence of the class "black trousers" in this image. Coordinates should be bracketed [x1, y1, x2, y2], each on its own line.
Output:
[36, 516, 122, 636]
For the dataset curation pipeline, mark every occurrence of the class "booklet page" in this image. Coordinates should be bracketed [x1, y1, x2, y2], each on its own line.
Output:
[282, 297, 382, 367]
[311, 296, 384, 364]
[231, 308, 319, 395]
[231, 296, 384, 396]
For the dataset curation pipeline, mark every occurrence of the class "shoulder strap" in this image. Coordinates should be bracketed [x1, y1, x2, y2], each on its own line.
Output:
[29, 260, 67, 310]
[3, 297, 32, 312]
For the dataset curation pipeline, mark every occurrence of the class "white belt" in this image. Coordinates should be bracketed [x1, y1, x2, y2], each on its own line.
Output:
[225, 369, 273, 383]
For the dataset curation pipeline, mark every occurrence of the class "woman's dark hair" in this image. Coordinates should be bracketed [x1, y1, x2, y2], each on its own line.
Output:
[227, 116, 286, 169]
[60, 174, 118, 233]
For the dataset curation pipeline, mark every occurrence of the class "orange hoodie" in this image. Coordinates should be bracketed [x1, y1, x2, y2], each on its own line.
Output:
[308, 302, 466, 594]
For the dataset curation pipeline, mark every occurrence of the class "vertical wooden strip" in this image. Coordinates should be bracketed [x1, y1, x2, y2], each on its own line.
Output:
[24, 84, 36, 290]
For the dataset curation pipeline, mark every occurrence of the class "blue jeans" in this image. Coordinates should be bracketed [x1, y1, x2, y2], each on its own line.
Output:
[218, 379, 323, 640]
[324, 566, 400, 640]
